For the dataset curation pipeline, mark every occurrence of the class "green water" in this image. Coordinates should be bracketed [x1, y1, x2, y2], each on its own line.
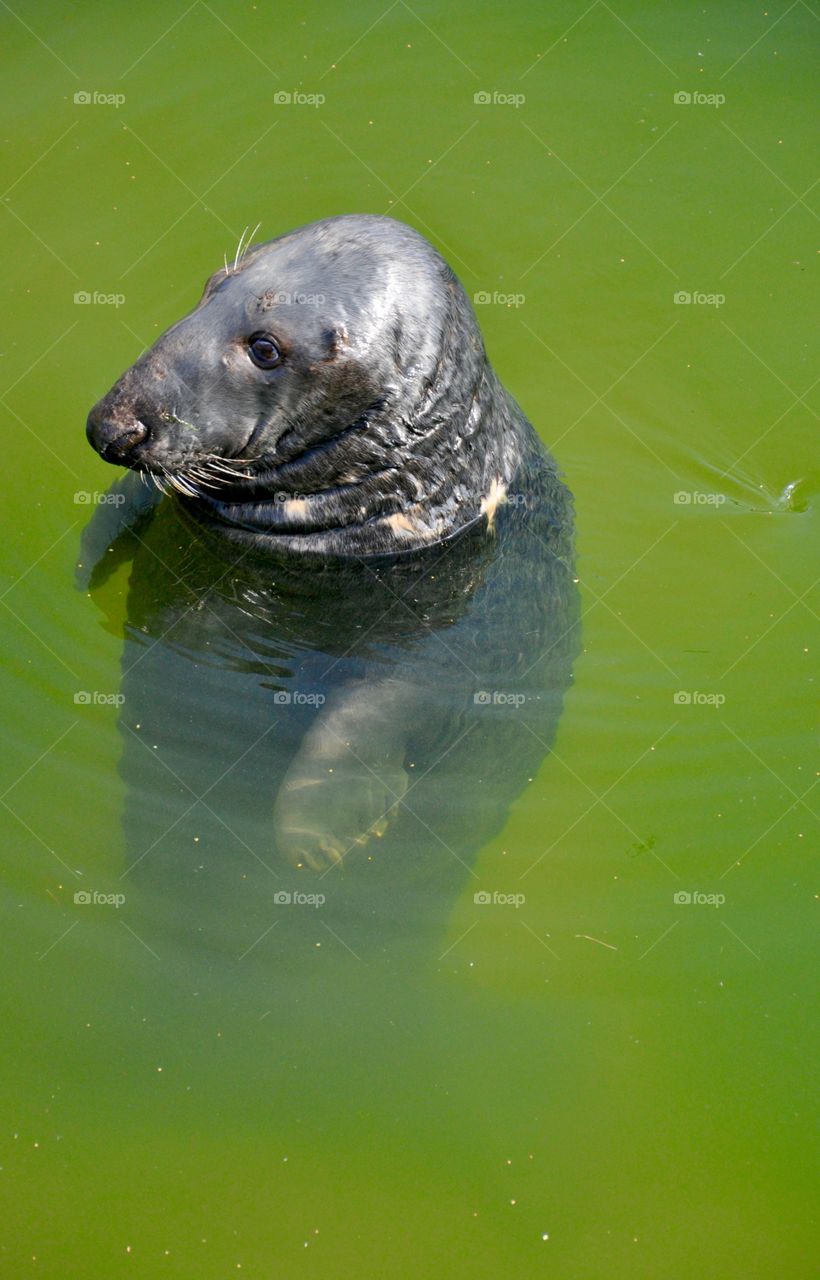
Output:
[2, 2, 817, 1276]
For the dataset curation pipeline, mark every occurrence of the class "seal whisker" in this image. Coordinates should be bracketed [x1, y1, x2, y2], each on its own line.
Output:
[239, 223, 260, 265]
[233, 226, 250, 273]
[180, 470, 202, 497]
[190, 454, 255, 483]
[206, 460, 253, 478]
[214, 457, 255, 471]
[185, 465, 225, 492]
[187, 460, 224, 482]
[169, 472, 200, 498]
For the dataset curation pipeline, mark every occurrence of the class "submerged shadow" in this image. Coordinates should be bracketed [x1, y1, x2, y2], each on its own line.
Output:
[78, 471, 579, 963]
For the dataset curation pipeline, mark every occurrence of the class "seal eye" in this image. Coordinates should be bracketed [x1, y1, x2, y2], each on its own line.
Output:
[248, 333, 282, 370]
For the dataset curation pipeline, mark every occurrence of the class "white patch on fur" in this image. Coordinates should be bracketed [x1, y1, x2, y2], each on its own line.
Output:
[385, 511, 437, 541]
[480, 477, 507, 531]
[386, 512, 419, 536]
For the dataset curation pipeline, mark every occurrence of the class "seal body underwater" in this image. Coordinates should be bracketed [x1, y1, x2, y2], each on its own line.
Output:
[81, 215, 578, 946]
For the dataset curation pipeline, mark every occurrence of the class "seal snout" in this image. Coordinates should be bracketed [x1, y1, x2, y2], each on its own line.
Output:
[86, 401, 150, 466]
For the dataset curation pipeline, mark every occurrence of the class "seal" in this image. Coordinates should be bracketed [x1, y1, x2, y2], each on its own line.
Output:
[81, 215, 578, 889]
[86, 214, 554, 557]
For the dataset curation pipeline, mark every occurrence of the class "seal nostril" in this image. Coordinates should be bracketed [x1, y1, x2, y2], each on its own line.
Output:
[88, 413, 150, 465]
[119, 421, 150, 451]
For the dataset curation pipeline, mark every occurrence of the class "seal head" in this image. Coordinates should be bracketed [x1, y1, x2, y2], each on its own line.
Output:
[86, 214, 540, 556]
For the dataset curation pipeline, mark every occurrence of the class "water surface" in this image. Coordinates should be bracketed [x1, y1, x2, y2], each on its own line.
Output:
[1, 3, 816, 1277]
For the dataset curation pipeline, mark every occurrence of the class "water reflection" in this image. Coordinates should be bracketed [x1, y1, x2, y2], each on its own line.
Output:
[79, 474, 579, 961]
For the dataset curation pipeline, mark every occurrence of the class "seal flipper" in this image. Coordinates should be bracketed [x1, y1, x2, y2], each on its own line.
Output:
[273, 678, 412, 872]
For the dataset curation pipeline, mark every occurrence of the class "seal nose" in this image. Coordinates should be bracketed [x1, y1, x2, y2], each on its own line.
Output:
[86, 406, 150, 465]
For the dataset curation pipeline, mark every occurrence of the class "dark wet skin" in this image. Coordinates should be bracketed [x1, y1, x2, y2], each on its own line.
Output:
[81, 215, 578, 923]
